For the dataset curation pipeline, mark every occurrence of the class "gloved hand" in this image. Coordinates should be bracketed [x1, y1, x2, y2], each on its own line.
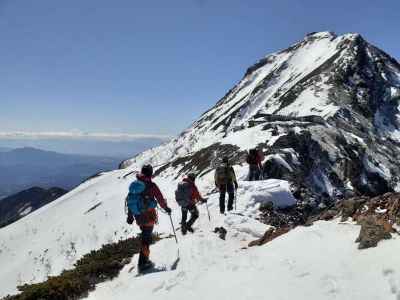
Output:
[234, 181, 238, 190]
[126, 211, 134, 225]
[200, 198, 208, 203]
[165, 206, 172, 215]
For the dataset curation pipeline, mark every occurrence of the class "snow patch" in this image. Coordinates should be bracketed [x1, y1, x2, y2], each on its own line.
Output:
[265, 153, 294, 172]
[237, 180, 297, 212]
[18, 206, 32, 216]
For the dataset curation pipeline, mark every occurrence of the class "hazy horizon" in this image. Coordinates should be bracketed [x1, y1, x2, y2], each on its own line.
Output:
[0, 137, 168, 157]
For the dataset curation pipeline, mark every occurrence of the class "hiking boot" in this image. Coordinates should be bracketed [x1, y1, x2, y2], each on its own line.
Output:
[138, 260, 155, 273]
[187, 225, 194, 233]
[181, 225, 187, 235]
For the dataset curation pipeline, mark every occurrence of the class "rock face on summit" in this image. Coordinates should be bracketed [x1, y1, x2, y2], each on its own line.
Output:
[124, 31, 400, 201]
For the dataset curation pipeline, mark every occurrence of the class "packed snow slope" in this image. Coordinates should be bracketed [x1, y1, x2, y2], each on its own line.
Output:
[0, 164, 295, 297]
[1, 31, 400, 299]
[87, 217, 400, 300]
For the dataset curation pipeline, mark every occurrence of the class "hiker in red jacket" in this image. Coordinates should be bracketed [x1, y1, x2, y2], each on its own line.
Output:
[127, 164, 172, 272]
[175, 173, 207, 235]
[246, 148, 264, 181]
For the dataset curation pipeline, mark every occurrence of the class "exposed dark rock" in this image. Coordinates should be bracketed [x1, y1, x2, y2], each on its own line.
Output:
[319, 209, 338, 221]
[259, 203, 314, 228]
[248, 227, 290, 247]
[255, 193, 400, 250]
[0, 187, 67, 228]
[214, 227, 227, 240]
[340, 198, 367, 221]
[263, 155, 293, 180]
[84, 202, 103, 215]
[356, 215, 392, 249]
[154, 143, 245, 179]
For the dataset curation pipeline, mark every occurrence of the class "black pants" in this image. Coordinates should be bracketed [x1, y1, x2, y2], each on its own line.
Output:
[181, 204, 199, 228]
[138, 226, 153, 267]
[249, 164, 261, 181]
[219, 182, 235, 213]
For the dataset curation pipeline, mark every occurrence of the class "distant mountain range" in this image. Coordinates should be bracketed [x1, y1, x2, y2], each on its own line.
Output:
[0, 187, 67, 228]
[0, 137, 167, 157]
[0, 147, 122, 199]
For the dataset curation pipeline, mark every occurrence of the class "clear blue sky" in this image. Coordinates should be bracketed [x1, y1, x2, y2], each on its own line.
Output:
[0, 0, 399, 136]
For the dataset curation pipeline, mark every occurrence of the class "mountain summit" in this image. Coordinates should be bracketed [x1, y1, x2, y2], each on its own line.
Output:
[124, 31, 400, 199]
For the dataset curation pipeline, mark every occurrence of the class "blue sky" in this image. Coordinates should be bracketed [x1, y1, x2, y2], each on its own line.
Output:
[0, 0, 399, 136]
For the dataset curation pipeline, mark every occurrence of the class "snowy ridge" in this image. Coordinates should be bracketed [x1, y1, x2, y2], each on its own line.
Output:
[2, 31, 400, 299]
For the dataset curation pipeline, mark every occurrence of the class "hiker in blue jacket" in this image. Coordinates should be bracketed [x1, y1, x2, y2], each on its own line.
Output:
[126, 165, 172, 272]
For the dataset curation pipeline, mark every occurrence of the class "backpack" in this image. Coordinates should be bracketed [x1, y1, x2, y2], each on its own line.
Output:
[126, 180, 156, 215]
[175, 181, 191, 207]
[215, 164, 234, 185]
[247, 149, 258, 165]
[258, 149, 265, 162]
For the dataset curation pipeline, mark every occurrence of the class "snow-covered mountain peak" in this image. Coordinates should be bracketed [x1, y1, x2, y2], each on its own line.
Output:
[190, 31, 394, 134]
[123, 31, 400, 198]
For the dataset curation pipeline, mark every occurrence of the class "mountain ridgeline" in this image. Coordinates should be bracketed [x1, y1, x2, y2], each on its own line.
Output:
[124, 31, 400, 201]
[0, 187, 67, 228]
[0, 147, 122, 199]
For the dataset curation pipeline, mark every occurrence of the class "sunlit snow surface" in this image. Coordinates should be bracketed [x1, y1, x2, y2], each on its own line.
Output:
[87, 220, 400, 300]
[0, 162, 294, 297]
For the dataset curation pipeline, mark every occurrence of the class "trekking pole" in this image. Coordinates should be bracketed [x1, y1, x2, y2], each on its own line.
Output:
[169, 214, 179, 244]
[206, 202, 211, 221]
[234, 190, 237, 211]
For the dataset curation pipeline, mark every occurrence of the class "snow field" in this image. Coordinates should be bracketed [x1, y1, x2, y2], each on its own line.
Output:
[87, 200, 400, 300]
[0, 160, 293, 298]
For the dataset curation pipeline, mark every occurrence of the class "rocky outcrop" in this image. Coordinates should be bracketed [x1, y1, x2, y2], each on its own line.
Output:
[248, 227, 290, 247]
[254, 193, 400, 249]
[356, 215, 392, 249]
[214, 227, 227, 240]
[0, 187, 67, 228]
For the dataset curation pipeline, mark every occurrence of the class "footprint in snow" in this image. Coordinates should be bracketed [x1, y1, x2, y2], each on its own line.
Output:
[152, 281, 165, 293]
[162, 271, 186, 292]
[383, 268, 400, 299]
[296, 272, 311, 278]
[321, 274, 339, 296]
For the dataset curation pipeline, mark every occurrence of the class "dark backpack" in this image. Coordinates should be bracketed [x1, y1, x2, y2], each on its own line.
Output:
[175, 181, 192, 207]
[247, 149, 258, 165]
[215, 164, 235, 185]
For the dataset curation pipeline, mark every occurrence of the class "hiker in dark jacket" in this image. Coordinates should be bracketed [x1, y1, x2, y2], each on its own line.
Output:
[246, 148, 263, 181]
[214, 157, 238, 214]
[175, 173, 207, 234]
[127, 164, 172, 272]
